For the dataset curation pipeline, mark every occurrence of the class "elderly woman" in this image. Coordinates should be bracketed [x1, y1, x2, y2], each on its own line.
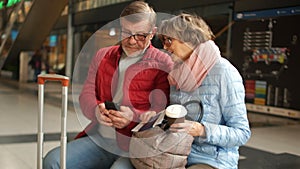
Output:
[157, 13, 251, 169]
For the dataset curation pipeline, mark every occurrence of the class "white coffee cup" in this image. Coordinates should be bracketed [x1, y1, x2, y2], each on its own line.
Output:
[165, 104, 187, 127]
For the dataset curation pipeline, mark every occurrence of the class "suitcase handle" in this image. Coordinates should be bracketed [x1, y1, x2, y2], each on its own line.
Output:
[37, 73, 69, 169]
[38, 74, 69, 86]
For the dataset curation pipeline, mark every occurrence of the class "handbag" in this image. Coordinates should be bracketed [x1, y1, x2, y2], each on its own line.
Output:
[130, 125, 193, 169]
[129, 101, 203, 169]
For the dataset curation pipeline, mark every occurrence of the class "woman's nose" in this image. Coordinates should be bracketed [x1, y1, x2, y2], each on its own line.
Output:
[163, 45, 168, 50]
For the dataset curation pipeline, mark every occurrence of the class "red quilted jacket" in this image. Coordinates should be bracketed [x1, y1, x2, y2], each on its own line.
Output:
[77, 45, 173, 151]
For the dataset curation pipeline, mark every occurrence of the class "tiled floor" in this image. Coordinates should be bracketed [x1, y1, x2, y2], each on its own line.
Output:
[0, 80, 83, 169]
[1, 78, 300, 169]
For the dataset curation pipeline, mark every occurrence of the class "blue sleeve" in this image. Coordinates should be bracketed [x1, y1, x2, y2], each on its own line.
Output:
[200, 66, 251, 148]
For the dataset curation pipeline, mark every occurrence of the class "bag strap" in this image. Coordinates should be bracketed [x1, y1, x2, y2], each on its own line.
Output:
[182, 100, 203, 122]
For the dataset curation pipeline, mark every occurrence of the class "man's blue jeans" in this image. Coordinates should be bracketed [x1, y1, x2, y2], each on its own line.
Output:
[43, 135, 121, 169]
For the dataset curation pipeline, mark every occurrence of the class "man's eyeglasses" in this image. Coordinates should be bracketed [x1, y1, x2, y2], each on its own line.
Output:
[121, 31, 152, 41]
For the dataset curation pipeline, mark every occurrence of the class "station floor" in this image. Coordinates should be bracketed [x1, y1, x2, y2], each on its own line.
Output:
[0, 77, 300, 169]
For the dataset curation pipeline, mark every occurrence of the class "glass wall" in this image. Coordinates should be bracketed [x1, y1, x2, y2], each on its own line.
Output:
[73, 0, 131, 13]
[0, 0, 33, 60]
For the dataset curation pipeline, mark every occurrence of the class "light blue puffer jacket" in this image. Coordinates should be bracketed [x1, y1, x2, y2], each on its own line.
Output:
[170, 57, 251, 169]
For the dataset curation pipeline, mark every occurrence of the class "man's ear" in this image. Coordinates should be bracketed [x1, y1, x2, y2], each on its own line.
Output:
[152, 27, 157, 34]
[149, 27, 157, 40]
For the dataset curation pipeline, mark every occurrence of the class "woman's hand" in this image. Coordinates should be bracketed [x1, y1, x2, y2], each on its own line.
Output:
[139, 111, 156, 123]
[169, 120, 206, 137]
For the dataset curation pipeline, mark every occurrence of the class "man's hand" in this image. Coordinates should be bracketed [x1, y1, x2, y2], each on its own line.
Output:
[108, 106, 134, 129]
[95, 103, 113, 126]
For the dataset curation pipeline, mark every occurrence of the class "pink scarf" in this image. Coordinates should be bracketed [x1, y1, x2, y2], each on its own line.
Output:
[168, 40, 220, 92]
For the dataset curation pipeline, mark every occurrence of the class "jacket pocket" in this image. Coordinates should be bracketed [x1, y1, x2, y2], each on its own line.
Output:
[193, 144, 218, 158]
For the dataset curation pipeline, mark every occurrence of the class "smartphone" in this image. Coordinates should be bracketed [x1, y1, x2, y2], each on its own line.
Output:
[104, 101, 120, 111]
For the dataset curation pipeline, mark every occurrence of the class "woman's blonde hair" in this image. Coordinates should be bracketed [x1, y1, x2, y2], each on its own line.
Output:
[159, 13, 215, 47]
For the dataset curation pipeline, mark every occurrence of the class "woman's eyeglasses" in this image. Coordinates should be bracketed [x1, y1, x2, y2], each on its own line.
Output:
[121, 31, 152, 41]
[161, 36, 172, 47]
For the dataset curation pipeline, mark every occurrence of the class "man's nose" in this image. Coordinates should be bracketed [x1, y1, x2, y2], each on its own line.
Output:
[128, 35, 137, 44]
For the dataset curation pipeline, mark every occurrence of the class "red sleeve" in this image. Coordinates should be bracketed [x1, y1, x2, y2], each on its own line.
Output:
[150, 70, 171, 113]
[79, 48, 108, 120]
[149, 51, 173, 113]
